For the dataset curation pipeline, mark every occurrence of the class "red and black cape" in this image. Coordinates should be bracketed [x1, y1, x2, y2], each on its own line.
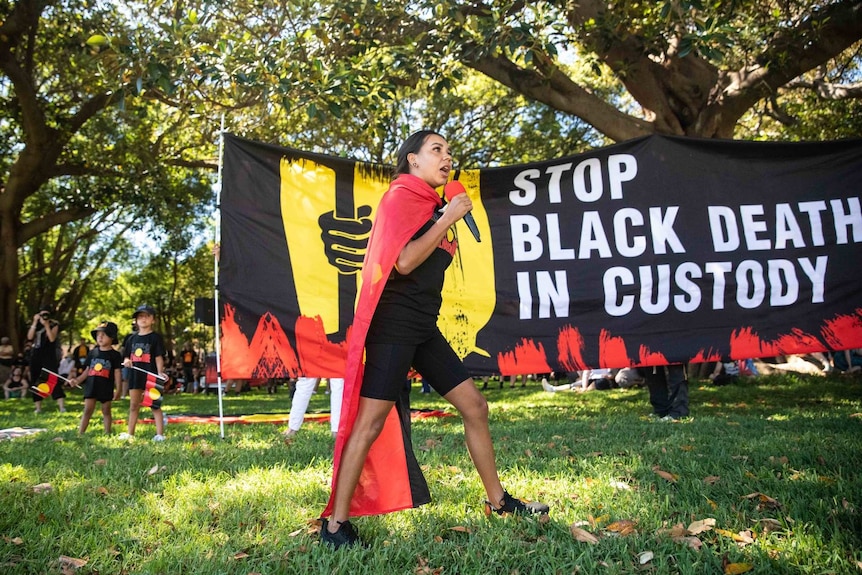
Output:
[322, 173, 443, 517]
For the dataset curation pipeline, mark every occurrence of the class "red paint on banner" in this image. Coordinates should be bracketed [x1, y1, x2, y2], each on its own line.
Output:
[557, 325, 587, 371]
[821, 309, 862, 349]
[249, 312, 300, 378]
[497, 338, 551, 375]
[729, 327, 779, 358]
[220, 304, 355, 378]
[219, 304, 253, 376]
[294, 315, 348, 376]
[637, 345, 668, 366]
[690, 348, 723, 363]
[598, 329, 632, 367]
[729, 326, 826, 359]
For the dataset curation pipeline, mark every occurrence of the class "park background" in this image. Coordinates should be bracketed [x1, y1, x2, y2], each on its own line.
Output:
[1, 1, 862, 573]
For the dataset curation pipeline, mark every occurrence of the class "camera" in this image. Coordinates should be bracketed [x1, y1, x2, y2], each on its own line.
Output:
[40, 312, 49, 319]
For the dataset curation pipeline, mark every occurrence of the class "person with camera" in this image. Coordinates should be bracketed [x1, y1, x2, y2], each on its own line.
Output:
[27, 305, 63, 413]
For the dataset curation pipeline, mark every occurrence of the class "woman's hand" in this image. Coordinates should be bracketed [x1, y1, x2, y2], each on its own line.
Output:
[440, 193, 473, 227]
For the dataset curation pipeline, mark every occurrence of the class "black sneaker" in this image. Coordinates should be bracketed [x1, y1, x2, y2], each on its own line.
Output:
[320, 518, 361, 548]
[485, 490, 550, 516]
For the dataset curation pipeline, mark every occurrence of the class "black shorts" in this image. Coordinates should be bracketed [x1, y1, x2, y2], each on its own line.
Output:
[84, 380, 115, 403]
[361, 331, 470, 401]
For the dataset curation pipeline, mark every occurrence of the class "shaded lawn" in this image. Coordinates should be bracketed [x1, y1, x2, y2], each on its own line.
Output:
[0, 373, 860, 574]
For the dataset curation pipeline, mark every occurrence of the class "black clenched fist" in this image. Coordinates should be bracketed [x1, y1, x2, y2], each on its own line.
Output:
[319, 205, 373, 273]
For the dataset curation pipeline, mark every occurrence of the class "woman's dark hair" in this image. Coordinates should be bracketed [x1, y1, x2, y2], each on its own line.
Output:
[393, 129, 443, 177]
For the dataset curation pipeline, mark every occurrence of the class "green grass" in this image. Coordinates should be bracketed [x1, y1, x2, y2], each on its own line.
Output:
[1, 374, 861, 574]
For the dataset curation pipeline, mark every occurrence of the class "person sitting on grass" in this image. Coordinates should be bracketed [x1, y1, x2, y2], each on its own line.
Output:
[68, 322, 122, 435]
[3, 366, 28, 399]
[833, 349, 862, 373]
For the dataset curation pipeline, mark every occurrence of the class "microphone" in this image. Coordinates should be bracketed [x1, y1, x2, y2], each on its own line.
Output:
[443, 180, 481, 242]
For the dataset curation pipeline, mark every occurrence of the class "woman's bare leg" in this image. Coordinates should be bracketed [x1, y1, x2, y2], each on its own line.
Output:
[443, 379, 505, 507]
[327, 396, 395, 531]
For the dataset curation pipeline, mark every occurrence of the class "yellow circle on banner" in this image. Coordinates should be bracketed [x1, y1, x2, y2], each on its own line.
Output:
[94, 363, 103, 371]
[135, 348, 143, 358]
[148, 388, 161, 401]
[37, 383, 49, 393]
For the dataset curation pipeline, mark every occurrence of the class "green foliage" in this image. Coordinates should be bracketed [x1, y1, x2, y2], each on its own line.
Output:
[0, 373, 860, 573]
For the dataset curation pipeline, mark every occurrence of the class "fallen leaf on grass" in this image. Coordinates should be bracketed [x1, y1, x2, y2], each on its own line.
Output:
[637, 551, 654, 564]
[233, 552, 249, 560]
[288, 528, 303, 537]
[659, 523, 687, 538]
[448, 526, 472, 533]
[605, 520, 637, 536]
[146, 465, 159, 476]
[673, 536, 703, 550]
[418, 438, 441, 452]
[653, 466, 678, 483]
[10, 536, 24, 545]
[757, 518, 782, 534]
[94, 459, 107, 466]
[33, 483, 53, 494]
[703, 475, 720, 485]
[609, 479, 631, 490]
[686, 518, 716, 534]
[716, 528, 755, 545]
[53, 437, 64, 442]
[569, 524, 599, 544]
[741, 492, 782, 510]
[723, 562, 753, 574]
[415, 555, 443, 575]
[58, 555, 88, 569]
[769, 456, 789, 465]
[96, 486, 109, 496]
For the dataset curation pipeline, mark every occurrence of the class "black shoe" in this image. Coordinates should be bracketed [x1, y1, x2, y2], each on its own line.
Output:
[320, 518, 361, 548]
[485, 491, 549, 516]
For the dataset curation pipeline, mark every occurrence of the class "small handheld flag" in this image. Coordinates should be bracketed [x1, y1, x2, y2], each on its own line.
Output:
[131, 366, 165, 408]
[29, 369, 68, 398]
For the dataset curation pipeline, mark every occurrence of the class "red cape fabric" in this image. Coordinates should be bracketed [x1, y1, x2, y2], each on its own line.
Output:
[322, 173, 443, 517]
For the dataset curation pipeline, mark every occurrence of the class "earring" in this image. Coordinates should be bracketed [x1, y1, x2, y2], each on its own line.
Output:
[412, 162, 418, 168]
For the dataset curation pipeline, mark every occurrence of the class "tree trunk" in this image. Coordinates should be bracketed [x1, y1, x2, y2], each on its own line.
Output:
[0, 207, 21, 349]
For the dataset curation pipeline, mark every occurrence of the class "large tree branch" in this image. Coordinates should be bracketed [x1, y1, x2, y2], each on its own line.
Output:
[784, 78, 862, 99]
[18, 206, 96, 246]
[0, 0, 53, 147]
[716, 0, 862, 134]
[465, 53, 652, 142]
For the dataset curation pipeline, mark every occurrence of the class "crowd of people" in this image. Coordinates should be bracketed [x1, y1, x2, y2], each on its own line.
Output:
[0, 304, 215, 441]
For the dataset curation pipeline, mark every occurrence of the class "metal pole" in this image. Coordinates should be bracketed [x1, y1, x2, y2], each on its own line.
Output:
[214, 114, 226, 439]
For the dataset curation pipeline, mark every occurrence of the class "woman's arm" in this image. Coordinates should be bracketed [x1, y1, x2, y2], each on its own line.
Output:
[395, 193, 472, 275]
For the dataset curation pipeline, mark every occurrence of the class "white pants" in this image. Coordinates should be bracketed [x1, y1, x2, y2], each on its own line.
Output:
[288, 377, 343, 433]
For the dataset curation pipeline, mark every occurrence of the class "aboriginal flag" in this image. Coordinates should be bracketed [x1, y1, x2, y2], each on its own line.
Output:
[141, 372, 163, 409]
[32, 369, 59, 399]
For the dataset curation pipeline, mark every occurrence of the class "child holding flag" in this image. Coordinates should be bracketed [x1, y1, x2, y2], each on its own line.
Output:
[68, 321, 122, 435]
[121, 305, 168, 441]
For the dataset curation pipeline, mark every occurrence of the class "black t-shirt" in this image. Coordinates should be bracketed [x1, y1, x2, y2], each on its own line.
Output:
[124, 331, 166, 387]
[83, 347, 123, 400]
[366, 218, 456, 344]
